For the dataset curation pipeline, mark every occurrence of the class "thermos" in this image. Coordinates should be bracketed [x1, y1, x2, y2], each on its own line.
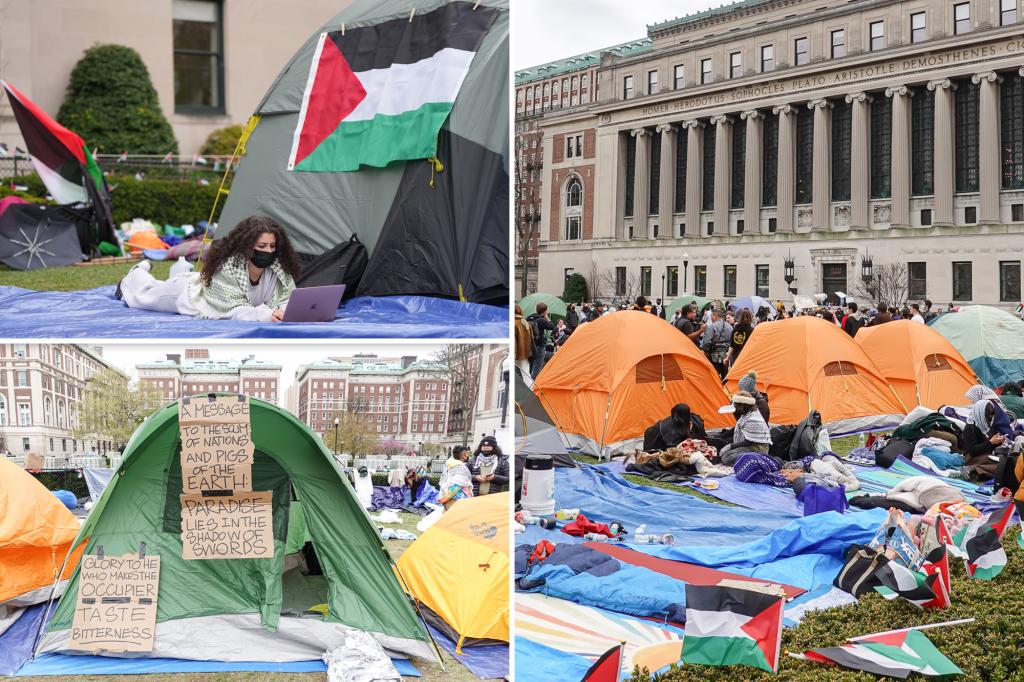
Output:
[521, 455, 555, 516]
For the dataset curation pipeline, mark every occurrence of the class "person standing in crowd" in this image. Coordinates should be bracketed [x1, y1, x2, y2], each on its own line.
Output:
[553, 318, 570, 346]
[718, 391, 773, 466]
[702, 308, 733, 380]
[652, 298, 665, 318]
[840, 302, 864, 337]
[469, 436, 509, 496]
[438, 445, 474, 508]
[674, 304, 705, 345]
[725, 308, 754, 369]
[526, 302, 555, 379]
[922, 299, 935, 322]
[514, 304, 533, 375]
[909, 303, 926, 323]
[870, 303, 892, 326]
[565, 302, 579, 329]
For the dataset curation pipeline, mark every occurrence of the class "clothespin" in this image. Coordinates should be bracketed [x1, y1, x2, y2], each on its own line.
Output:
[409, 7, 416, 21]
[207, 393, 216, 402]
[237, 394, 246, 402]
[138, 542, 147, 559]
[96, 545, 105, 560]
[472, 0, 481, 8]
[341, 23, 346, 36]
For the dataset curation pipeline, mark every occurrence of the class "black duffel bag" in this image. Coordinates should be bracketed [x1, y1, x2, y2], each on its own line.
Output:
[875, 437, 915, 469]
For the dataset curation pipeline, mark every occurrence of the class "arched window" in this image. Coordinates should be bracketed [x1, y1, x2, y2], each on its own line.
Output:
[564, 176, 584, 240]
[57, 401, 66, 428]
[0, 395, 6, 426]
[566, 178, 582, 207]
[44, 397, 52, 426]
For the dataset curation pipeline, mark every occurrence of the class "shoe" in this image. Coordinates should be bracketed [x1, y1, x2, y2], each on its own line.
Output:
[115, 260, 151, 300]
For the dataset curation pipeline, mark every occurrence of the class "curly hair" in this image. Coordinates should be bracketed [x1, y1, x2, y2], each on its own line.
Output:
[200, 214, 302, 286]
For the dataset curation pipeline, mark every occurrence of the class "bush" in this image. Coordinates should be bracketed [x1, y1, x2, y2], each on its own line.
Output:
[0, 174, 47, 197]
[200, 124, 244, 156]
[108, 174, 221, 226]
[57, 44, 178, 155]
[562, 273, 587, 303]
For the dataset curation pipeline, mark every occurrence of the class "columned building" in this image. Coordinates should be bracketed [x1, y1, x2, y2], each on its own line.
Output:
[526, 0, 1024, 307]
[137, 352, 281, 405]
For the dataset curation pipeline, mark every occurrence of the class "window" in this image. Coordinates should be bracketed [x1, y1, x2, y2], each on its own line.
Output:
[762, 113, 778, 206]
[648, 69, 659, 94]
[954, 2, 970, 34]
[1002, 74, 1024, 189]
[13, 344, 26, 358]
[674, 130, 687, 213]
[795, 107, 813, 204]
[708, 221, 715, 236]
[667, 266, 679, 297]
[869, 20, 885, 51]
[0, 395, 6, 426]
[737, 219, 745, 234]
[909, 262, 927, 298]
[566, 177, 582, 207]
[623, 75, 634, 99]
[755, 265, 770, 297]
[694, 265, 708, 297]
[769, 217, 778, 232]
[761, 45, 774, 72]
[615, 267, 627, 296]
[18, 403, 29, 426]
[964, 206, 977, 223]
[730, 52, 742, 79]
[674, 64, 685, 89]
[16, 371, 27, 387]
[831, 29, 846, 58]
[640, 266, 652, 297]
[912, 86, 935, 195]
[22, 438, 29, 452]
[794, 37, 809, 65]
[700, 58, 712, 84]
[723, 265, 737, 298]
[832, 99, 852, 201]
[1003, 0, 1018, 24]
[173, 0, 224, 112]
[955, 80, 980, 193]
[921, 208, 933, 225]
[702, 125, 716, 211]
[1014, 203, 1024, 221]
[731, 121, 746, 208]
[624, 133, 636, 216]
[953, 261, 973, 300]
[911, 12, 927, 43]
[565, 134, 581, 159]
[565, 216, 581, 240]
[1001, 261, 1022, 301]
[649, 130, 661, 215]
[44, 397, 52, 425]
[871, 96, 892, 198]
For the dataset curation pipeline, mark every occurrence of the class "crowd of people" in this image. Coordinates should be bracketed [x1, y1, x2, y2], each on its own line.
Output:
[436, 435, 510, 508]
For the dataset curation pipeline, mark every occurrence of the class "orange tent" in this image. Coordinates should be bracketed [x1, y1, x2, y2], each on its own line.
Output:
[534, 311, 731, 457]
[0, 458, 83, 605]
[724, 317, 907, 433]
[855, 320, 980, 409]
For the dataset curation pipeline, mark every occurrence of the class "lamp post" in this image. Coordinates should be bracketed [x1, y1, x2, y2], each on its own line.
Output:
[784, 254, 797, 295]
[682, 252, 690, 295]
[660, 273, 665, 305]
[861, 253, 875, 303]
[333, 416, 340, 455]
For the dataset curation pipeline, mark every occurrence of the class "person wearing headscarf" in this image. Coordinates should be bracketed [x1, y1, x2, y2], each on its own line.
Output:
[643, 403, 708, 452]
[438, 446, 474, 508]
[404, 467, 433, 506]
[718, 391, 773, 466]
[469, 435, 509, 495]
[961, 385, 1014, 480]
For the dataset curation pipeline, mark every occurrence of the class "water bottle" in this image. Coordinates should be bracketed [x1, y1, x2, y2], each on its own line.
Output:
[170, 256, 194, 278]
[583, 532, 613, 542]
[634, 533, 675, 545]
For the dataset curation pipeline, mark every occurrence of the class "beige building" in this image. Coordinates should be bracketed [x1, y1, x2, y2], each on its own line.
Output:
[521, 0, 1024, 308]
[0, 344, 119, 457]
[0, 0, 348, 154]
[137, 351, 281, 404]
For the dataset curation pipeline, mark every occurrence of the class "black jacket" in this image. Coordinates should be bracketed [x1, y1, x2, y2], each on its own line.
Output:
[469, 455, 509, 495]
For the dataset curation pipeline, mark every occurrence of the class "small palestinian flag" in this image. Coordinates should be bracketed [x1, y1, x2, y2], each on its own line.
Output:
[955, 503, 1014, 580]
[288, 1, 499, 172]
[681, 584, 784, 673]
[162, 152, 174, 163]
[920, 545, 950, 609]
[117, 151, 128, 163]
[796, 628, 962, 678]
[580, 643, 622, 682]
[874, 560, 940, 608]
[1, 80, 105, 204]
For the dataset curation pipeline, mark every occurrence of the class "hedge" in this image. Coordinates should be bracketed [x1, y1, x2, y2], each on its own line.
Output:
[200, 124, 245, 156]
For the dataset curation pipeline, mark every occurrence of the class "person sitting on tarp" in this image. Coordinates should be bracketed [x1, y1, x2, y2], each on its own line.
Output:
[717, 391, 773, 466]
[438, 445, 473, 509]
[116, 214, 300, 322]
[961, 386, 1016, 480]
[470, 435, 509, 495]
[736, 370, 770, 423]
[643, 403, 708, 452]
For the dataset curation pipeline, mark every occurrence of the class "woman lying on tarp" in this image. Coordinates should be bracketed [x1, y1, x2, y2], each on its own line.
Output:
[116, 214, 300, 322]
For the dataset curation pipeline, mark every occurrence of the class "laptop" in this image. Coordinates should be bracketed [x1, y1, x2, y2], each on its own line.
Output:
[282, 284, 345, 322]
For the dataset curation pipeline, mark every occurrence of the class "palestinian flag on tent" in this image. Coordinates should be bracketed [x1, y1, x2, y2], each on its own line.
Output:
[955, 503, 1015, 580]
[1, 80, 115, 245]
[874, 560, 941, 608]
[288, 1, 499, 172]
[681, 584, 784, 673]
[580, 643, 623, 682]
[796, 628, 963, 678]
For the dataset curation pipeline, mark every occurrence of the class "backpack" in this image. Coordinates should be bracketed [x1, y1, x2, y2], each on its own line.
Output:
[527, 315, 546, 356]
[841, 314, 863, 337]
[834, 543, 888, 597]
[993, 444, 1020, 494]
[295, 234, 368, 300]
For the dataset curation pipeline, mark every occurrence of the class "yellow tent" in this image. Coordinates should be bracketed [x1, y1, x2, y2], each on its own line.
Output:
[0, 458, 83, 605]
[396, 492, 508, 651]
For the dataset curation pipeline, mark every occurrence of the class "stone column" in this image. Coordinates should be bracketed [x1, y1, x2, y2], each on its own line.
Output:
[683, 120, 704, 237]
[809, 99, 832, 232]
[773, 104, 795, 232]
[886, 86, 912, 229]
[631, 128, 650, 238]
[741, 109, 763, 234]
[846, 92, 872, 230]
[711, 114, 733, 236]
[928, 78, 956, 226]
[973, 71, 1003, 224]
[656, 123, 676, 238]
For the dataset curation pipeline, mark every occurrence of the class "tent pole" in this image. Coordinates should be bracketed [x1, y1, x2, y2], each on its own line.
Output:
[390, 556, 448, 672]
[29, 538, 82, 658]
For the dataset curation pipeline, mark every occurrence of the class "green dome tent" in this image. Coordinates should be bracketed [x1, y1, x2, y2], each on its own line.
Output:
[38, 397, 435, 663]
[664, 295, 712, 318]
[517, 293, 567, 320]
[218, 0, 509, 304]
[930, 305, 1024, 387]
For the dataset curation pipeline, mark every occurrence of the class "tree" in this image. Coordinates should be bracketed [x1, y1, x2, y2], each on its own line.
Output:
[320, 409, 377, 455]
[58, 45, 178, 154]
[562, 273, 587, 303]
[74, 367, 161, 452]
[200, 124, 244, 156]
[855, 262, 909, 308]
[434, 344, 480, 447]
[515, 127, 540, 298]
[596, 267, 640, 304]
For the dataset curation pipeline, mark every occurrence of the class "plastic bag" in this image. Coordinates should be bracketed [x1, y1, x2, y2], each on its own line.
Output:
[815, 427, 831, 455]
[324, 630, 401, 682]
[416, 503, 444, 532]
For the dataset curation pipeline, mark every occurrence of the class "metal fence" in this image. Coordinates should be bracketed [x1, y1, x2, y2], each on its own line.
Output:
[1, 154, 229, 184]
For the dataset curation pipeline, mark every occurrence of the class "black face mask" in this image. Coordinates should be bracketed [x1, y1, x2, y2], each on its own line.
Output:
[250, 250, 277, 268]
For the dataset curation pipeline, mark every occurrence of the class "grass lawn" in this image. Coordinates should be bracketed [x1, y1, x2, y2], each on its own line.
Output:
[0, 260, 172, 291]
[16, 512, 483, 682]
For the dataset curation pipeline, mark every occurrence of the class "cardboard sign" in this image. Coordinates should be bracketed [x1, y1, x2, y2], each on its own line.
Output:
[179, 394, 250, 425]
[69, 553, 160, 653]
[179, 395, 253, 494]
[180, 491, 274, 560]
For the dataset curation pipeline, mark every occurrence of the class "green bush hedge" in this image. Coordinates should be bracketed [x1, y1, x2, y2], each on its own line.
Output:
[200, 124, 244, 156]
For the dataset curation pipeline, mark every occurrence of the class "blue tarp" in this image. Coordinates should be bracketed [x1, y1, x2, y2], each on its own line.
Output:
[514, 638, 593, 682]
[14, 654, 420, 676]
[0, 285, 507, 338]
[0, 605, 45, 676]
[425, 622, 507, 679]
